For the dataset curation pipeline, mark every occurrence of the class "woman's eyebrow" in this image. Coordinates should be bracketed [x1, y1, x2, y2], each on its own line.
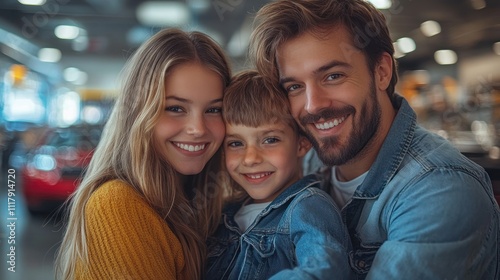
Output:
[165, 96, 223, 104]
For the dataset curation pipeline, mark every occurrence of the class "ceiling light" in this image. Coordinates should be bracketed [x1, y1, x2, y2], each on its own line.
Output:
[494, 42, 500, 55]
[38, 48, 61, 62]
[434, 50, 457, 65]
[63, 68, 87, 85]
[393, 42, 405, 59]
[420, 20, 441, 37]
[186, 0, 210, 13]
[136, 2, 190, 26]
[367, 0, 392, 9]
[55, 25, 80, 40]
[396, 37, 416, 54]
[127, 27, 153, 46]
[18, 0, 46, 5]
[470, 0, 486, 10]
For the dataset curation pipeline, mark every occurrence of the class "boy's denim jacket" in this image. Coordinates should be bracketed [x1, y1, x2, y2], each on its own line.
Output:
[206, 174, 353, 280]
[304, 95, 500, 279]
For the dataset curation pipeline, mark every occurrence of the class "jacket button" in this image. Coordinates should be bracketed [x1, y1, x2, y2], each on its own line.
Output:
[358, 261, 365, 268]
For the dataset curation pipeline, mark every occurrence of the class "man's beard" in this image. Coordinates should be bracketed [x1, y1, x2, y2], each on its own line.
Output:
[299, 81, 381, 166]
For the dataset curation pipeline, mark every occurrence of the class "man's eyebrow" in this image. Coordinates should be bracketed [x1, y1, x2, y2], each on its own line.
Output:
[313, 60, 351, 75]
[279, 60, 351, 85]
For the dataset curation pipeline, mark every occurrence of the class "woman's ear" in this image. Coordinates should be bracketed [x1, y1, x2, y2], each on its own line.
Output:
[297, 135, 312, 158]
[375, 52, 393, 91]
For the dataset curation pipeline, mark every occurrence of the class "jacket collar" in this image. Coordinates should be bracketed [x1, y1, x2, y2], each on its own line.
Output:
[223, 174, 320, 217]
[354, 95, 416, 198]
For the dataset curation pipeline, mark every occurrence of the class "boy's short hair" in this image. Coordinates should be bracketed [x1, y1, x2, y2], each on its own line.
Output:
[223, 69, 299, 133]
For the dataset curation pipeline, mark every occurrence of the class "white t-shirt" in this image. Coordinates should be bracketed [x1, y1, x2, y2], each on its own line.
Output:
[234, 201, 271, 232]
[331, 167, 368, 208]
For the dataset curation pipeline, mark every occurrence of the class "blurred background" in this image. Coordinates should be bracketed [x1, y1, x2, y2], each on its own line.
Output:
[0, 0, 499, 279]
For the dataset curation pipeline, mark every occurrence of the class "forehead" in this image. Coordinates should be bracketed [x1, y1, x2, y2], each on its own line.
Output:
[276, 26, 362, 74]
[165, 62, 223, 99]
[226, 121, 295, 136]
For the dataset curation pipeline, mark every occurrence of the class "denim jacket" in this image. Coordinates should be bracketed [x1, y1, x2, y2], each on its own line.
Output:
[206, 174, 353, 280]
[304, 95, 500, 280]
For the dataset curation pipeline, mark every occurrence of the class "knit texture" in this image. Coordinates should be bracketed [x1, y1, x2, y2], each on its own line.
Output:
[75, 180, 186, 279]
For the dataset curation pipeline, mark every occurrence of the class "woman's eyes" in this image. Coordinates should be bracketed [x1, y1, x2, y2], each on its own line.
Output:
[164, 106, 222, 114]
[206, 107, 222, 114]
[165, 106, 184, 113]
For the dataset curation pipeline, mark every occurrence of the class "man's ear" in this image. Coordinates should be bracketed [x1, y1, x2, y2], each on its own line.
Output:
[375, 52, 393, 92]
[297, 135, 312, 158]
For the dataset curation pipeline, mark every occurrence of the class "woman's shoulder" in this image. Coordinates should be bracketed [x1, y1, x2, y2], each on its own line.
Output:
[88, 179, 144, 206]
[85, 179, 156, 221]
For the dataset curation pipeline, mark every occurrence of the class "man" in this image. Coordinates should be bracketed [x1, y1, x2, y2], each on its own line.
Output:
[249, 0, 499, 279]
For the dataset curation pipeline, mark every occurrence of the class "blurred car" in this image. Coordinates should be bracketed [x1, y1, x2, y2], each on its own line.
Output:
[21, 124, 102, 214]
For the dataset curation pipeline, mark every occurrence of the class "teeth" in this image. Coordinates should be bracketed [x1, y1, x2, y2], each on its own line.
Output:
[247, 172, 271, 179]
[315, 116, 346, 130]
[175, 143, 205, 152]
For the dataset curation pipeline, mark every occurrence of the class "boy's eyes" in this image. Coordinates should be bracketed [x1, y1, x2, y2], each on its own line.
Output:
[263, 137, 279, 144]
[226, 141, 243, 147]
[226, 137, 280, 147]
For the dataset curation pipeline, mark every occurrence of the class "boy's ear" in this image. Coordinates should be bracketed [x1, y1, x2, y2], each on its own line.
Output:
[297, 135, 312, 158]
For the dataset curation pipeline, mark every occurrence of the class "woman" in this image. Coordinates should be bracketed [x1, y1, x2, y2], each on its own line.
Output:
[55, 28, 231, 279]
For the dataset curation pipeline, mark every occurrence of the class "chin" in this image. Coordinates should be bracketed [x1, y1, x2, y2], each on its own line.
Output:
[178, 167, 205, 175]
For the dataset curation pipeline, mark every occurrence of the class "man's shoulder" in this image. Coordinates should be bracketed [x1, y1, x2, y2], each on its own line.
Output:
[409, 126, 487, 174]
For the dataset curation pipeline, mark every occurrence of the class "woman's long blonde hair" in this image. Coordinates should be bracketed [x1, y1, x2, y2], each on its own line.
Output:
[55, 28, 231, 280]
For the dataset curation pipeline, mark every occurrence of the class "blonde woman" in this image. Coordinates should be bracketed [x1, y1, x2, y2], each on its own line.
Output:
[55, 28, 231, 280]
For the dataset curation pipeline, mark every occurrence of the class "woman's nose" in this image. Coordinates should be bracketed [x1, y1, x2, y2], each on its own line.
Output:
[186, 115, 207, 137]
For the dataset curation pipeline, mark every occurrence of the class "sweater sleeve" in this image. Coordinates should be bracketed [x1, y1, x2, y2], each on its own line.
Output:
[76, 180, 185, 280]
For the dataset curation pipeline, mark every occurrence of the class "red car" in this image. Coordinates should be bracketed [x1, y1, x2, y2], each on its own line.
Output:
[22, 125, 102, 214]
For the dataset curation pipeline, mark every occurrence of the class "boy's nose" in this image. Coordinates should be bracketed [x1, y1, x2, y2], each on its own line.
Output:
[243, 146, 263, 166]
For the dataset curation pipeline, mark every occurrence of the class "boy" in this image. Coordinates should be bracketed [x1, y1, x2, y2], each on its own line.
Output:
[206, 70, 352, 279]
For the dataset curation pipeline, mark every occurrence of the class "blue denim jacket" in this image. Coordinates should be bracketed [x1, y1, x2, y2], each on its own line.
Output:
[304, 95, 500, 279]
[206, 174, 353, 280]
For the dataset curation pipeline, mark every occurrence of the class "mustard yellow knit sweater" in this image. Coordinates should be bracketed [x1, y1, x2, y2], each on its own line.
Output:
[75, 180, 186, 279]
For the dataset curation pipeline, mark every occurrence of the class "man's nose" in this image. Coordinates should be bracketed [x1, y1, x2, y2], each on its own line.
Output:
[304, 84, 331, 115]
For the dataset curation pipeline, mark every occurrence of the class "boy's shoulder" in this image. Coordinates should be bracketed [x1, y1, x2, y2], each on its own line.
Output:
[293, 176, 332, 200]
[283, 174, 335, 206]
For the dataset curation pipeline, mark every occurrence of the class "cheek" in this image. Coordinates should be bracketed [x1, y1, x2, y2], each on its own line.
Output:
[224, 151, 239, 171]
[155, 118, 178, 139]
[288, 97, 303, 119]
[209, 118, 226, 143]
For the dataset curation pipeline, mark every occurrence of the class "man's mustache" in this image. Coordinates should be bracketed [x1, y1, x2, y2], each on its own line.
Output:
[299, 107, 354, 126]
